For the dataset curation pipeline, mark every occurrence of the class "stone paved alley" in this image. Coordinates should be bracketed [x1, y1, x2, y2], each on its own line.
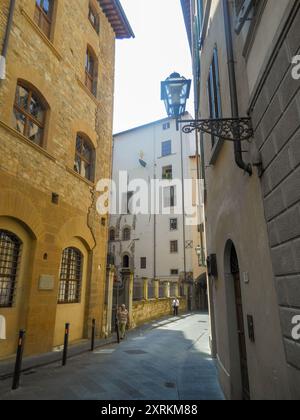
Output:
[0, 313, 224, 400]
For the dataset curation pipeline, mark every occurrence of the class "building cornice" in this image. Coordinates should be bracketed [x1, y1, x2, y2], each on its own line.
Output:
[99, 0, 135, 39]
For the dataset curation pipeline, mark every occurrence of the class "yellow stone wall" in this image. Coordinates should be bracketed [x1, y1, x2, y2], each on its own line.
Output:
[132, 298, 188, 328]
[0, 0, 116, 358]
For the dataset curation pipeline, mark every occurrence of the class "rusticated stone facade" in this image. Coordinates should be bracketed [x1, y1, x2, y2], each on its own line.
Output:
[249, 3, 300, 398]
[0, 0, 133, 358]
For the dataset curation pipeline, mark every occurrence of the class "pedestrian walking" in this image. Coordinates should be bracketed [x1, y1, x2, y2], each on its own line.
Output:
[117, 304, 129, 340]
[172, 298, 180, 317]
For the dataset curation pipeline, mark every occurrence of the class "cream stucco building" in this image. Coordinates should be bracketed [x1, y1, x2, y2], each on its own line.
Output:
[107, 115, 205, 328]
[182, 0, 300, 400]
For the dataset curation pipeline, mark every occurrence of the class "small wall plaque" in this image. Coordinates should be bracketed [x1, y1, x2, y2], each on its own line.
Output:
[39, 275, 55, 291]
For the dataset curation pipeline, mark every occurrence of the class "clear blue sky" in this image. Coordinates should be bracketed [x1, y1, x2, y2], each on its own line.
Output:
[113, 0, 194, 134]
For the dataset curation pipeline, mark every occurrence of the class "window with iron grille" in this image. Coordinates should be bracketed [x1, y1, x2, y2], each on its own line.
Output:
[0, 230, 22, 308]
[170, 269, 179, 276]
[170, 218, 178, 231]
[58, 248, 83, 304]
[140, 257, 147, 269]
[170, 241, 178, 254]
[34, 0, 54, 38]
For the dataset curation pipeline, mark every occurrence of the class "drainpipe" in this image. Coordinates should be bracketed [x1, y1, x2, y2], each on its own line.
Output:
[0, 0, 16, 80]
[223, 0, 252, 176]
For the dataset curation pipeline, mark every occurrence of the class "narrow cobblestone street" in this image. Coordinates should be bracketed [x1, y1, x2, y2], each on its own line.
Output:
[0, 313, 224, 400]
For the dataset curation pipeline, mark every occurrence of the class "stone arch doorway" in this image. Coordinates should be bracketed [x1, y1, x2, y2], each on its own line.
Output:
[224, 241, 250, 400]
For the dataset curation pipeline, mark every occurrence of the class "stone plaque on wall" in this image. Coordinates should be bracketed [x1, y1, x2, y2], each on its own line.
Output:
[39, 275, 55, 291]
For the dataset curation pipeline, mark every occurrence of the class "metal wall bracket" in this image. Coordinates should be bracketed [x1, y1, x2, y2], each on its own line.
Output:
[177, 118, 254, 142]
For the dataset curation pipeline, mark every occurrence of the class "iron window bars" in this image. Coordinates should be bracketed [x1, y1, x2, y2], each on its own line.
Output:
[58, 247, 83, 304]
[0, 230, 22, 308]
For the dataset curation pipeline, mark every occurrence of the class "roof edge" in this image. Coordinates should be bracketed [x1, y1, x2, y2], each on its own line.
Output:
[99, 0, 135, 39]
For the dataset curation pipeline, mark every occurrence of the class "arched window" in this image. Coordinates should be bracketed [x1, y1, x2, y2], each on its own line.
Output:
[123, 254, 130, 269]
[74, 134, 95, 181]
[85, 47, 98, 96]
[58, 248, 83, 304]
[109, 228, 115, 242]
[123, 228, 131, 241]
[34, 0, 54, 38]
[0, 230, 22, 308]
[13, 82, 47, 147]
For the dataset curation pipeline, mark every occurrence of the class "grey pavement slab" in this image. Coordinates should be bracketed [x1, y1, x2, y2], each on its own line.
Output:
[0, 313, 225, 400]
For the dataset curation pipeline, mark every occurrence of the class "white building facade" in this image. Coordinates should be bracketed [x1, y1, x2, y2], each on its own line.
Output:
[109, 115, 202, 311]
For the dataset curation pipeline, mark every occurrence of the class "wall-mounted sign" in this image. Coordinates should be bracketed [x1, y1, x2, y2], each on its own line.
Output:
[39, 275, 55, 291]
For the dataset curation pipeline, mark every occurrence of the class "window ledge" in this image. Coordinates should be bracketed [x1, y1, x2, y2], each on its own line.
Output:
[66, 166, 95, 187]
[76, 77, 100, 106]
[0, 119, 56, 162]
[20, 8, 62, 61]
[157, 153, 177, 159]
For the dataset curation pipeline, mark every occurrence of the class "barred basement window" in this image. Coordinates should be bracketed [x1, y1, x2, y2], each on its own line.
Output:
[13, 82, 47, 147]
[34, 0, 54, 38]
[58, 248, 83, 304]
[0, 230, 22, 308]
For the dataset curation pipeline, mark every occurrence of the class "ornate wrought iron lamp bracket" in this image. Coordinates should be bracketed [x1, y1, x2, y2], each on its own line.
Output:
[176, 117, 254, 142]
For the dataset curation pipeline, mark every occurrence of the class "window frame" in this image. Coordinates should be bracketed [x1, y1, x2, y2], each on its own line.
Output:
[88, 3, 100, 34]
[140, 257, 147, 270]
[74, 133, 95, 182]
[170, 218, 178, 231]
[162, 165, 173, 180]
[13, 81, 47, 147]
[207, 47, 222, 149]
[109, 228, 116, 242]
[161, 140, 172, 157]
[164, 186, 176, 208]
[58, 247, 83, 305]
[0, 230, 22, 308]
[170, 240, 178, 254]
[34, 0, 54, 39]
[123, 228, 131, 242]
[85, 47, 98, 97]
